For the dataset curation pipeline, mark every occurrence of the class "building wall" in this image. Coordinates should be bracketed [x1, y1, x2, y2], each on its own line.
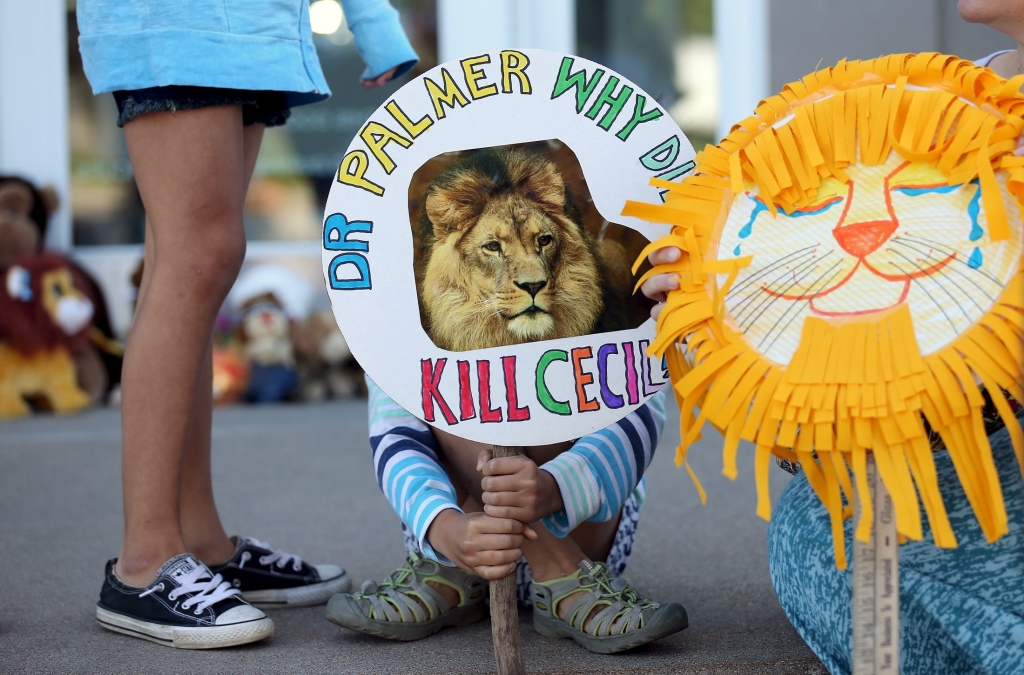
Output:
[768, 0, 1015, 92]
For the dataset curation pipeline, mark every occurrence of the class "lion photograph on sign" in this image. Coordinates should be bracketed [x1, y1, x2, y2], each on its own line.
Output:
[409, 140, 652, 352]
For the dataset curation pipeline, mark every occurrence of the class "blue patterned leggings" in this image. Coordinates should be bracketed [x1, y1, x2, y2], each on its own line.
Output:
[768, 417, 1024, 675]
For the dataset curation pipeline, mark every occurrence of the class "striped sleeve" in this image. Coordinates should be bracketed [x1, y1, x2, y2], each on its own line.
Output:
[539, 390, 666, 537]
[366, 376, 461, 565]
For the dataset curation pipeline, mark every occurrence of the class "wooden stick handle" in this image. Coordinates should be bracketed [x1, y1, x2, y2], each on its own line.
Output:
[489, 445, 526, 675]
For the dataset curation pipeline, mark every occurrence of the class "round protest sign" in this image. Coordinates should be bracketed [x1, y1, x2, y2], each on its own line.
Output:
[322, 48, 695, 445]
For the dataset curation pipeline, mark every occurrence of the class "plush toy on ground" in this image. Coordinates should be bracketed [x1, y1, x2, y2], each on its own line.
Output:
[0, 253, 98, 418]
[292, 309, 362, 401]
[0, 177, 56, 270]
[0, 175, 123, 403]
[238, 293, 298, 403]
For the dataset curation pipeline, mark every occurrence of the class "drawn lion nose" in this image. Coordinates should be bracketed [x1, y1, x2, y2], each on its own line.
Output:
[832, 220, 898, 258]
[515, 280, 547, 298]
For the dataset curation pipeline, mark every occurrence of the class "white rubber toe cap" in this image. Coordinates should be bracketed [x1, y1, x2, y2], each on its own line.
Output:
[216, 604, 268, 625]
[314, 564, 344, 581]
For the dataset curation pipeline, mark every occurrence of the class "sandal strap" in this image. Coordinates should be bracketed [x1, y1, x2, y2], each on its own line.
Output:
[354, 552, 484, 623]
[366, 580, 447, 622]
[532, 560, 660, 637]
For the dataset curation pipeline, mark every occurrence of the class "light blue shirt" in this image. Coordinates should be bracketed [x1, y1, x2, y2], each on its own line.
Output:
[77, 0, 418, 107]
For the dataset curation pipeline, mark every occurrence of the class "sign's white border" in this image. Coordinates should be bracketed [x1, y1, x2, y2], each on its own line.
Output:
[322, 48, 695, 445]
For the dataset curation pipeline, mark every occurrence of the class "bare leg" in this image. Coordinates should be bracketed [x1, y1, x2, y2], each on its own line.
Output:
[434, 430, 621, 575]
[116, 106, 248, 588]
[179, 123, 265, 565]
[432, 432, 622, 621]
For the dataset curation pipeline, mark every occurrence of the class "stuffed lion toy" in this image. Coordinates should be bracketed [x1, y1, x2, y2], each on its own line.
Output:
[0, 253, 97, 418]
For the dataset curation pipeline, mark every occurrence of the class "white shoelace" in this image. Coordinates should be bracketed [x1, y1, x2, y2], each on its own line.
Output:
[140, 566, 240, 614]
[243, 537, 304, 572]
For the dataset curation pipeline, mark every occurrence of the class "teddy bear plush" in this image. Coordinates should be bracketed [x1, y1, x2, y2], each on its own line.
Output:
[292, 309, 363, 401]
[0, 253, 97, 417]
[237, 292, 299, 403]
[0, 175, 122, 403]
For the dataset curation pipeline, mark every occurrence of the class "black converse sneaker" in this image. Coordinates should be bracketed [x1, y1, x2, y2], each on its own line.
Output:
[97, 554, 274, 649]
[208, 536, 351, 608]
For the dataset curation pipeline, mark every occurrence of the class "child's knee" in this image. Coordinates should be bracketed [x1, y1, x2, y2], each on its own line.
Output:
[167, 221, 246, 294]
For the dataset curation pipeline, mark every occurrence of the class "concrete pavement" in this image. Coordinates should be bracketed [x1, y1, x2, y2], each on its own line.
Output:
[0, 401, 825, 674]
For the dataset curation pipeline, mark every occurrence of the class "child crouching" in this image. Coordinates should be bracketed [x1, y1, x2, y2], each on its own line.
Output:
[325, 378, 687, 653]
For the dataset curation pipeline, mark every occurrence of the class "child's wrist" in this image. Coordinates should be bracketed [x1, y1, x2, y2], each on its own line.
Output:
[538, 469, 564, 519]
[424, 508, 462, 562]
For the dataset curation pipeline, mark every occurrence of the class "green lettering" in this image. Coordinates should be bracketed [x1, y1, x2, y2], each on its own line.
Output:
[585, 76, 633, 131]
[615, 94, 664, 141]
[536, 350, 571, 416]
[550, 57, 604, 113]
[639, 136, 680, 171]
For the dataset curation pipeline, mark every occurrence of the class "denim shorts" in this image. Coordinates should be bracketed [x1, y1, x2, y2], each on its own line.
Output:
[112, 86, 291, 128]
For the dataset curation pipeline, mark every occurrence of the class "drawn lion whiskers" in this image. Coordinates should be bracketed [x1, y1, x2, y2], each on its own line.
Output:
[890, 238, 997, 303]
[760, 262, 846, 352]
[736, 251, 834, 329]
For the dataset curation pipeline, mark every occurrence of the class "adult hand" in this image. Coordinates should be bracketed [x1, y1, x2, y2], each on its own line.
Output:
[426, 510, 537, 580]
[360, 66, 398, 89]
[478, 450, 563, 523]
[639, 246, 682, 321]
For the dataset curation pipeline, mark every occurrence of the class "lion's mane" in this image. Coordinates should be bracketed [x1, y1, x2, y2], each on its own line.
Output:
[0, 253, 94, 354]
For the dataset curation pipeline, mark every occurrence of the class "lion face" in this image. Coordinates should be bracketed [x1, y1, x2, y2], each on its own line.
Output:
[419, 148, 604, 352]
[40, 268, 94, 336]
[720, 147, 1023, 365]
[0, 253, 95, 355]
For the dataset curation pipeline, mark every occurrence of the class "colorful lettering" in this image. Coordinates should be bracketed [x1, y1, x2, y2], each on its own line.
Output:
[384, 99, 433, 138]
[457, 360, 475, 421]
[616, 94, 663, 141]
[327, 253, 371, 290]
[640, 136, 680, 171]
[421, 359, 456, 424]
[622, 341, 640, 405]
[551, 57, 604, 113]
[336, 149, 384, 196]
[359, 121, 412, 175]
[585, 75, 633, 131]
[500, 50, 532, 94]
[423, 68, 470, 120]
[639, 340, 665, 396]
[571, 347, 599, 412]
[535, 349, 571, 415]
[323, 213, 371, 251]
[597, 343, 624, 409]
[461, 55, 498, 100]
[477, 360, 502, 423]
[502, 356, 530, 421]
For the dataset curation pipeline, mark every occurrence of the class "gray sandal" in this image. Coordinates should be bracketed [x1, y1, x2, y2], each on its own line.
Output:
[325, 552, 487, 641]
[531, 560, 687, 654]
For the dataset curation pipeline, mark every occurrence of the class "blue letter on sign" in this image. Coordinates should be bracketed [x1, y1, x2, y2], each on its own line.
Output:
[324, 213, 373, 290]
[324, 213, 372, 251]
[328, 253, 371, 290]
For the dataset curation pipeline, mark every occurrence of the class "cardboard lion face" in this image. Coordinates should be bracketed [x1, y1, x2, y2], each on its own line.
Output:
[721, 150, 1023, 364]
[627, 53, 1024, 568]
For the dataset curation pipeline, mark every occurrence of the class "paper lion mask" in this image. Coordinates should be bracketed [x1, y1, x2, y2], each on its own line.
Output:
[626, 53, 1024, 568]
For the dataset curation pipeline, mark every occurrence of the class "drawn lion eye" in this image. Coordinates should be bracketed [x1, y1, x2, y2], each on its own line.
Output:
[483, 241, 501, 253]
[52, 284, 63, 297]
[538, 235, 553, 247]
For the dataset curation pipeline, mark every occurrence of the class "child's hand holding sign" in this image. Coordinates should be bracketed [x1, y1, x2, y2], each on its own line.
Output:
[426, 510, 537, 580]
[477, 450, 564, 524]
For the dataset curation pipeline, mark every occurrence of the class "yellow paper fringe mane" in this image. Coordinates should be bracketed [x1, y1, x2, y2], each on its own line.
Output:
[625, 53, 1024, 569]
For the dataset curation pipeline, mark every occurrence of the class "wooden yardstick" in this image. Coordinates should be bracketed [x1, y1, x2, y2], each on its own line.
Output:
[852, 455, 899, 675]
